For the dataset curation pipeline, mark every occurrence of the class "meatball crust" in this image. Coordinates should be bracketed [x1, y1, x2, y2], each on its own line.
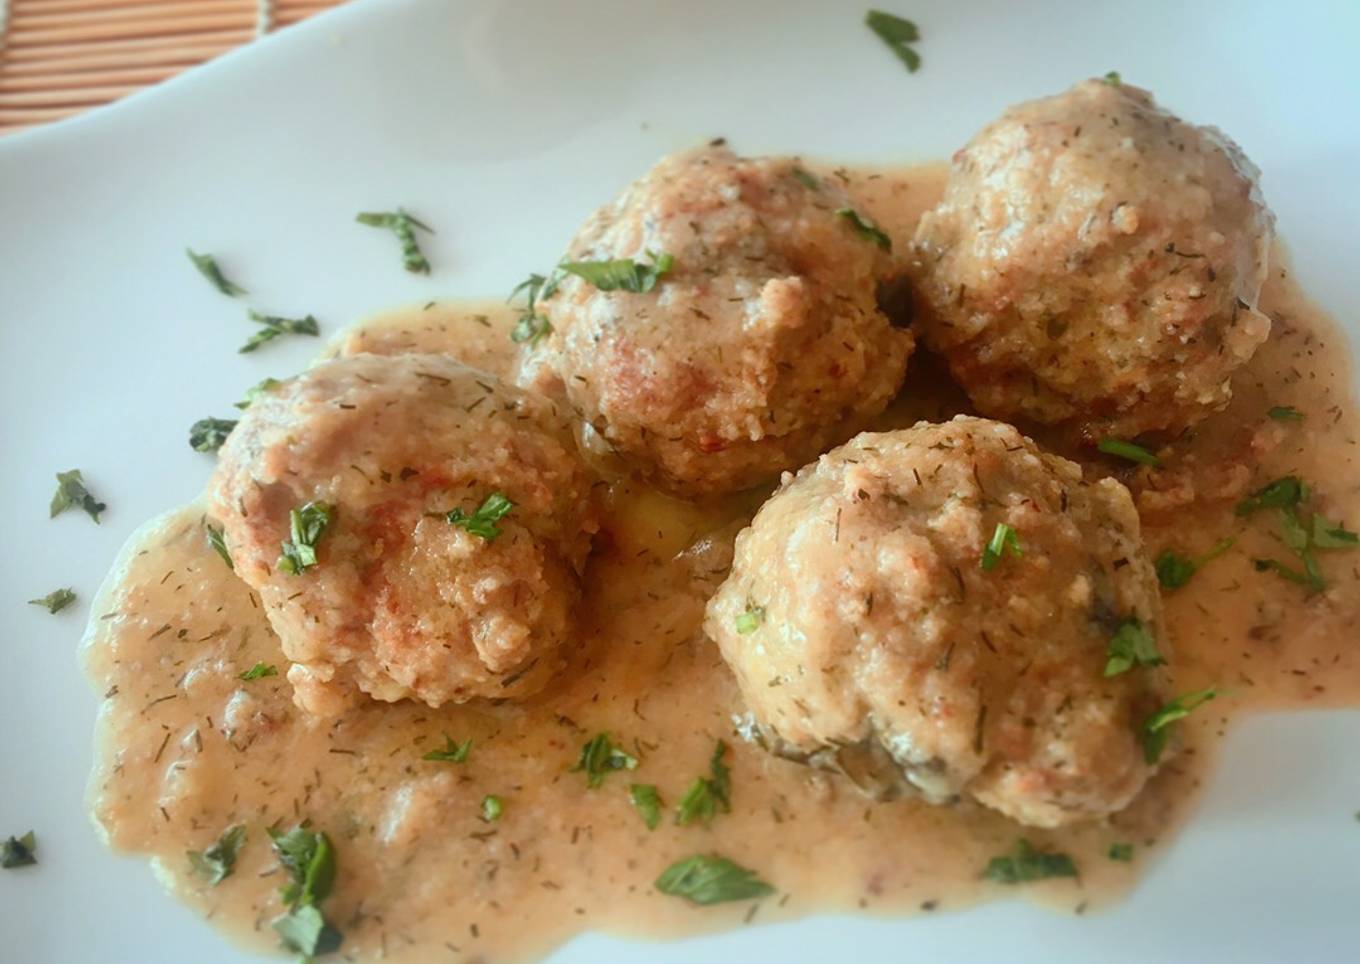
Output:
[911, 79, 1274, 440]
[521, 144, 914, 498]
[211, 353, 597, 716]
[705, 416, 1171, 827]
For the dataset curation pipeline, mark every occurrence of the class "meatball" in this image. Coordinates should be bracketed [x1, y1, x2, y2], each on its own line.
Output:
[520, 144, 914, 498]
[911, 78, 1273, 440]
[705, 416, 1171, 827]
[210, 353, 597, 716]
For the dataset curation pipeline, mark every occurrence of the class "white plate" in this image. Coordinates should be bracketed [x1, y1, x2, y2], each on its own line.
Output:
[2, 1, 1358, 961]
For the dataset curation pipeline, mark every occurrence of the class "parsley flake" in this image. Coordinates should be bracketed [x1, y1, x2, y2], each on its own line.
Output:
[1141, 687, 1218, 764]
[186, 248, 247, 296]
[50, 469, 106, 523]
[187, 824, 246, 885]
[1107, 842, 1134, 862]
[1267, 405, 1305, 422]
[240, 662, 278, 681]
[1154, 538, 1233, 591]
[735, 605, 765, 634]
[422, 734, 473, 763]
[1, 831, 37, 869]
[572, 733, 638, 788]
[1236, 476, 1307, 516]
[983, 839, 1078, 884]
[276, 501, 333, 575]
[1104, 619, 1164, 677]
[655, 854, 774, 905]
[1312, 515, 1359, 549]
[1103, 70, 1122, 86]
[480, 795, 504, 822]
[509, 272, 560, 346]
[240, 310, 320, 354]
[446, 492, 515, 541]
[630, 784, 663, 831]
[836, 207, 892, 251]
[981, 522, 1022, 571]
[675, 741, 732, 827]
[28, 587, 76, 614]
[234, 377, 282, 410]
[864, 10, 922, 73]
[205, 522, 234, 570]
[267, 825, 342, 957]
[1097, 438, 1160, 467]
[559, 252, 673, 293]
[356, 209, 434, 274]
[790, 165, 821, 191]
[189, 417, 238, 453]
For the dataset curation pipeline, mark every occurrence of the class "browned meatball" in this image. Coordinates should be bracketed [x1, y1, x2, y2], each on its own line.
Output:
[911, 79, 1274, 440]
[705, 416, 1172, 827]
[519, 144, 914, 498]
[210, 353, 597, 716]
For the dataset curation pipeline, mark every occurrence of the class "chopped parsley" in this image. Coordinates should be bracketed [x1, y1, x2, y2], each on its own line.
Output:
[240, 310, 320, 353]
[239, 662, 278, 681]
[1096, 438, 1160, 467]
[356, 209, 434, 274]
[422, 734, 472, 763]
[630, 784, 663, 831]
[509, 272, 559, 346]
[1154, 538, 1233, 591]
[1, 831, 37, 869]
[205, 522, 233, 570]
[864, 10, 921, 73]
[982, 839, 1078, 884]
[734, 605, 765, 635]
[675, 741, 732, 827]
[511, 313, 554, 346]
[1237, 476, 1355, 593]
[189, 417, 237, 453]
[1235, 476, 1307, 516]
[655, 854, 774, 905]
[1107, 842, 1134, 862]
[790, 165, 821, 190]
[445, 492, 515, 541]
[981, 522, 1022, 571]
[835, 207, 892, 251]
[1267, 405, 1305, 422]
[571, 733, 638, 788]
[1102, 70, 1122, 86]
[1312, 515, 1359, 549]
[234, 376, 282, 409]
[28, 588, 76, 614]
[186, 248, 246, 296]
[187, 824, 246, 885]
[268, 825, 342, 958]
[276, 501, 333, 575]
[1103, 619, 1165, 677]
[50, 469, 106, 523]
[480, 795, 504, 822]
[1141, 687, 1218, 764]
[559, 252, 674, 293]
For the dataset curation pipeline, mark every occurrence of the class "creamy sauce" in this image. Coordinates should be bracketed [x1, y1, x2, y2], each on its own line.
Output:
[82, 164, 1360, 962]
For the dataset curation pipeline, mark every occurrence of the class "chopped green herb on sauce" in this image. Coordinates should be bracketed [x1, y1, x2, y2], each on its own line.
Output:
[735, 605, 765, 634]
[1237, 477, 1355, 592]
[445, 492, 514, 541]
[1103, 619, 1164, 677]
[835, 207, 892, 251]
[50, 469, 106, 523]
[864, 10, 922, 73]
[630, 784, 663, 831]
[511, 313, 554, 346]
[1267, 405, 1305, 421]
[982, 839, 1077, 884]
[1, 831, 37, 869]
[1096, 438, 1160, 467]
[571, 733, 638, 788]
[981, 522, 1022, 571]
[239, 662, 278, 681]
[676, 741, 732, 827]
[422, 735, 473, 763]
[187, 824, 246, 885]
[1103, 70, 1122, 86]
[1312, 515, 1359, 549]
[560, 252, 674, 293]
[1154, 538, 1233, 590]
[508, 272, 560, 346]
[28, 587, 76, 614]
[1141, 687, 1219, 764]
[1107, 842, 1134, 862]
[1236, 476, 1307, 516]
[356, 209, 434, 274]
[205, 523, 234, 570]
[234, 377, 282, 410]
[276, 501, 333, 575]
[189, 417, 238, 453]
[186, 248, 247, 296]
[655, 854, 774, 905]
[267, 826, 342, 957]
[480, 795, 504, 823]
[240, 310, 321, 354]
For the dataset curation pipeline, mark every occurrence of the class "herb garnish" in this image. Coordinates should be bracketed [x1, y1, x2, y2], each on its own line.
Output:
[422, 734, 473, 763]
[982, 839, 1078, 884]
[981, 522, 1022, 571]
[790, 166, 821, 190]
[480, 795, 504, 822]
[50, 469, 106, 523]
[655, 854, 774, 905]
[1096, 438, 1160, 467]
[187, 824, 246, 885]
[1154, 538, 1233, 591]
[189, 417, 238, 453]
[1103, 619, 1164, 677]
[234, 376, 282, 409]
[1237, 477, 1356, 592]
[268, 825, 342, 958]
[676, 741, 732, 827]
[1103, 70, 1122, 86]
[559, 252, 674, 293]
[630, 784, 663, 831]
[28, 588, 76, 614]
[1267, 405, 1305, 422]
[509, 273, 559, 346]
[1141, 687, 1218, 764]
[356, 209, 434, 274]
[240, 662, 278, 681]
[186, 248, 247, 296]
[1107, 842, 1134, 862]
[836, 207, 892, 251]
[240, 310, 320, 353]
[1, 831, 37, 869]
[864, 10, 922, 73]
[1235, 476, 1307, 516]
[511, 313, 554, 346]
[445, 492, 515, 541]
[205, 523, 233, 570]
[276, 501, 333, 575]
[572, 733, 638, 788]
[734, 605, 765, 635]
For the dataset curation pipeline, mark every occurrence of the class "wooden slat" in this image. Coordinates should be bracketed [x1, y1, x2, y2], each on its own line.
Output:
[1, 31, 250, 62]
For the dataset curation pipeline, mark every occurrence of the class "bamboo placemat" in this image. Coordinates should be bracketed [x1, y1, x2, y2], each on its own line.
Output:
[0, 0, 347, 134]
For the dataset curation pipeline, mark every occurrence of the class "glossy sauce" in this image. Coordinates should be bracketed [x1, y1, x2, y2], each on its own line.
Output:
[82, 164, 1360, 962]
